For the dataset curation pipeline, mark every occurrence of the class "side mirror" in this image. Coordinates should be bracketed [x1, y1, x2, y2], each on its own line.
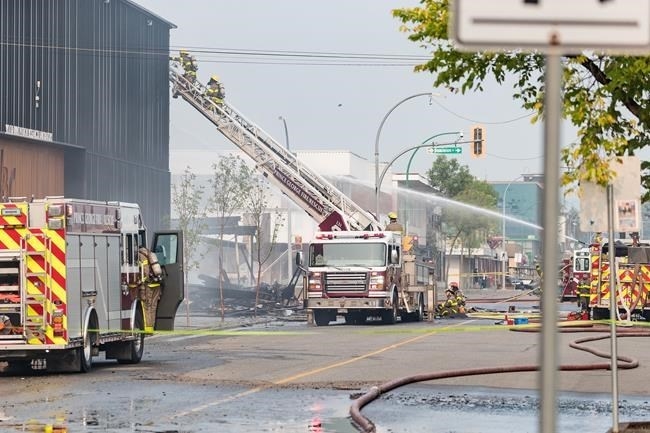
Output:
[295, 251, 304, 266]
[390, 249, 399, 265]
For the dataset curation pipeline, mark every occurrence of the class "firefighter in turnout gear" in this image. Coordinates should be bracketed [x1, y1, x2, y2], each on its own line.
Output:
[133, 247, 164, 332]
[384, 212, 404, 234]
[205, 75, 225, 105]
[173, 49, 198, 83]
[435, 282, 466, 318]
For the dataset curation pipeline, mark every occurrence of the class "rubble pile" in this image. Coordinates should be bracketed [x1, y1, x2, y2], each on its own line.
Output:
[187, 274, 302, 319]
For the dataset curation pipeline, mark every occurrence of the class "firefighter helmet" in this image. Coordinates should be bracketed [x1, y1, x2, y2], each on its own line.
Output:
[179, 49, 188, 56]
[450, 281, 459, 289]
[209, 75, 220, 83]
[387, 211, 397, 220]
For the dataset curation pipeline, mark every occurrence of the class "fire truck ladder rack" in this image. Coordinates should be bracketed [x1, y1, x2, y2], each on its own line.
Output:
[0, 257, 22, 342]
[169, 65, 380, 231]
[21, 234, 51, 342]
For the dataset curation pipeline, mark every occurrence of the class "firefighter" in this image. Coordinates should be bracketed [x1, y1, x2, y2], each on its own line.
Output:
[137, 247, 164, 332]
[205, 75, 225, 105]
[174, 49, 197, 83]
[435, 282, 465, 318]
[577, 276, 590, 311]
[384, 212, 404, 234]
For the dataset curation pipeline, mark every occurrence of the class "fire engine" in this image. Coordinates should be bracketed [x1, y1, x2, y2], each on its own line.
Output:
[559, 247, 591, 304]
[588, 239, 650, 321]
[169, 58, 434, 325]
[299, 231, 432, 326]
[0, 197, 184, 372]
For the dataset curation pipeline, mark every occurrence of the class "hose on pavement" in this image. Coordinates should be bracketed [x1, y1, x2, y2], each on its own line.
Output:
[349, 325, 649, 433]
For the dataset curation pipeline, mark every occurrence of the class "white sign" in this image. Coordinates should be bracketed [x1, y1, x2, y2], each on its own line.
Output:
[579, 156, 641, 233]
[5, 124, 53, 142]
[452, 0, 650, 53]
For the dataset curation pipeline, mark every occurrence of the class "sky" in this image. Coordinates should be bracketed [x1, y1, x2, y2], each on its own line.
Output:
[136, 0, 554, 183]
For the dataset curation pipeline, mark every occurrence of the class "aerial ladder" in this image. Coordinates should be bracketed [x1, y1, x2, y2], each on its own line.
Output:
[168, 62, 380, 232]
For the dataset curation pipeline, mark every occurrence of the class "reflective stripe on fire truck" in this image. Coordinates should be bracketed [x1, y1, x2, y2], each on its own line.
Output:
[0, 228, 66, 345]
[0, 203, 28, 227]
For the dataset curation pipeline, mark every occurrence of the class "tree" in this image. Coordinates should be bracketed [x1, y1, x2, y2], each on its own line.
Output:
[170, 167, 207, 324]
[427, 155, 474, 197]
[393, 1, 650, 201]
[207, 155, 253, 321]
[243, 176, 285, 317]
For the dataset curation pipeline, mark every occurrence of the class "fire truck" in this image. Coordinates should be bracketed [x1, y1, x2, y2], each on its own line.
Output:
[0, 198, 184, 372]
[300, 231, 432, 326]
[169, 56, 434, 325]
[559, 247, 591, 303]
[588, 239, 650, 321]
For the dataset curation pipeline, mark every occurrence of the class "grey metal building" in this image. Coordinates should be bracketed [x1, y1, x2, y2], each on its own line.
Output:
[0, 0, 174, 232]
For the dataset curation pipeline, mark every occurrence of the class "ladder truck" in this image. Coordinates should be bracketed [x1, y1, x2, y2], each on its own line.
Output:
[169, 60, 434, 325]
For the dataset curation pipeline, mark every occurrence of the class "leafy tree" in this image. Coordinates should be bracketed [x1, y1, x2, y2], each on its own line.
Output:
[393, 1, 650, 201]
[427, 155, 474, 197]
[171, 167, 206, 324]
[243, 176, 285, 317]
[207, 155, 253, 321]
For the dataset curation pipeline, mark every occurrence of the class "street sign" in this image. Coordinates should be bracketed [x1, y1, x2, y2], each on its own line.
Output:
[428, 146, 462, 155]
[452, 0, 650, 54]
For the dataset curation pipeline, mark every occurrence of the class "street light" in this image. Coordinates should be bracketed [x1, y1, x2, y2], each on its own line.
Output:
[502, 175, 524, 290]
[374, 92, 437, 222]
[278, 116, 290, 151]
[405, 131, 463, 188]
[278, 116, 292, 282]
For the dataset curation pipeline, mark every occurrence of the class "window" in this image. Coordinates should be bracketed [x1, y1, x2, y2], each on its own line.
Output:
[308, 243, 386, 267]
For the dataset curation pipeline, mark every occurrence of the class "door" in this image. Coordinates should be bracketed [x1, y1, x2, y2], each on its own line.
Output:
[152, 230, 184, 331]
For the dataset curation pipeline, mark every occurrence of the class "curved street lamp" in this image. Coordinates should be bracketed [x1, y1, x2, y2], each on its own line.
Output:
[374, 92, 438, 220]
[405, 131, 463, 188]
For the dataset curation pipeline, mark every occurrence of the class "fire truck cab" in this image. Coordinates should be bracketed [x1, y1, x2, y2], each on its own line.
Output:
[302, 231, 432, 326]
[0, 197, 184, 372]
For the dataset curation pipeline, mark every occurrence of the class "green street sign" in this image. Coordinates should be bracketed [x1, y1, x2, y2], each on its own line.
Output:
[429, 146, 462, 154]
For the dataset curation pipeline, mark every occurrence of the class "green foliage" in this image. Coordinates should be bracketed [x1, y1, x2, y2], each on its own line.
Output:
[394, 1, 650, 201]
[171, 167, 206, 285]
[427, 155, 473, 197]
[244, 176, 285, 316]
[207, 155, 254, 319]
[445, 179, 499, 250]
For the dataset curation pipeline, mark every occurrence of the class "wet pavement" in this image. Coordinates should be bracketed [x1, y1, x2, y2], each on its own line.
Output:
[2, 288, 648, 433]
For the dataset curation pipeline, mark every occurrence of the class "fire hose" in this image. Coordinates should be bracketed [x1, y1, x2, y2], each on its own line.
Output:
[349, 325, 650, 433]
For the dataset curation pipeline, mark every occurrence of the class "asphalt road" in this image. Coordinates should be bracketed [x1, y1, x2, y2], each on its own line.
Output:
[2, 291, 650, 433]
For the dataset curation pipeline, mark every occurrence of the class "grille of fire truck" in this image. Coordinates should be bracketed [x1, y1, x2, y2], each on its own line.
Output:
[324, 273, 368, 293]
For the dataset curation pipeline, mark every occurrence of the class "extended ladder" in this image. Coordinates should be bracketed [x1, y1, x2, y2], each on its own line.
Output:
[169, 64, 379, 231]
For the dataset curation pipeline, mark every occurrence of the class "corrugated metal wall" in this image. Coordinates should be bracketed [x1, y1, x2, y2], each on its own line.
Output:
[0, 0, 172, 232]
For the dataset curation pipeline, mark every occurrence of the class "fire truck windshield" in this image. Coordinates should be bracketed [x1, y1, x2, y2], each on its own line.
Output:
[309, 242, 387, 267]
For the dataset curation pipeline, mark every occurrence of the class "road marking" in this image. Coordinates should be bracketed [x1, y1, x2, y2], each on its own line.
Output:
[169, 321, 474, 419]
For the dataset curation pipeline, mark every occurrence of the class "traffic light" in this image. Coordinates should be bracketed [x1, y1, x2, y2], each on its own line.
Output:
[470, 125, 486, 159]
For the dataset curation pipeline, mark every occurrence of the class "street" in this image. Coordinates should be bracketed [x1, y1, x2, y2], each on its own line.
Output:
[2, 291, 650, 433]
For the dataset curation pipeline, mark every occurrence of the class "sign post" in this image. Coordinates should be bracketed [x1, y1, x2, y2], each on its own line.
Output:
[452, 2, 650, 433]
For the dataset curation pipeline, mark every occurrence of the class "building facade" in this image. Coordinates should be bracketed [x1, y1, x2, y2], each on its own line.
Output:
[0, 0, 174, 231]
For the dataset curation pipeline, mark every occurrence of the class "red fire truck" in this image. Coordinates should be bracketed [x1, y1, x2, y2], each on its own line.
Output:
[0, 197, 184, 372]
[560, 247, 591, 304]
[300, 231, 432, 326]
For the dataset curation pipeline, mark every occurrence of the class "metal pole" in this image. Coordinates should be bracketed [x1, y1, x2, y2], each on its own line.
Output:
[607, 183, 620, 432]
[374, 93, 433, 222]
[502, 176, 522, 290]
[540, 50, 561, 433]
[279, 116, 292, 283]
[405, 131, 462, 187]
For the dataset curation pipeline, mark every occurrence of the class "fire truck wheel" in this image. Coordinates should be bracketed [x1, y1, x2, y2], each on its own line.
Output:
[415, 294, 425, 322]
[382, 293, 399, 325]
[80, 314, 98, 373]
[118, 310, 145, 364]
[313, 310, 331, 327]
